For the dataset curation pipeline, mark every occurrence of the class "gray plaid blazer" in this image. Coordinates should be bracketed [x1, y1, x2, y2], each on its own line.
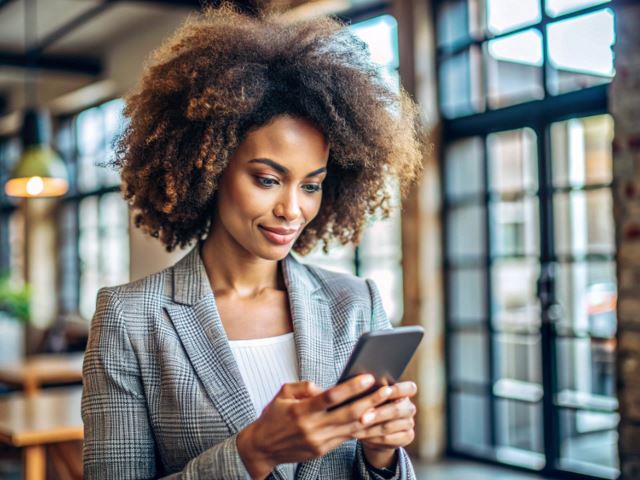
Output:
[82, 245, 417, 479]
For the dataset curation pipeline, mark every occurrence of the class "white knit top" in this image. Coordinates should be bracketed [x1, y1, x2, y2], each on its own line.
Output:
[228, 332, 299, 479]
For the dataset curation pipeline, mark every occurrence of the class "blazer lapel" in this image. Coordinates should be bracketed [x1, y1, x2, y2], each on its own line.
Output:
[165, 246, 257, 435]
[165, 246, 336, 480]
[281, 254, 336, 480]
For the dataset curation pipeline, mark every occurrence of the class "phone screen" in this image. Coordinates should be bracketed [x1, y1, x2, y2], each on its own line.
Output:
[327, 326, 423, 411]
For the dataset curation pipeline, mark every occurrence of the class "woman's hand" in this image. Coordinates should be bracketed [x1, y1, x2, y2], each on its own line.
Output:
[354, 381, 418, 469]
[236, 374, 394, 479]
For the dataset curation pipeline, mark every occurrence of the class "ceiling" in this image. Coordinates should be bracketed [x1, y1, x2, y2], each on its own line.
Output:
[0, 0, 361, 127]
[0, 0, 266, 119]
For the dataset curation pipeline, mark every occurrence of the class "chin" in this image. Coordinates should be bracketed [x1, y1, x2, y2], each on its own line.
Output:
[244, 242, 291, 262]
[259, 247, 291, 262]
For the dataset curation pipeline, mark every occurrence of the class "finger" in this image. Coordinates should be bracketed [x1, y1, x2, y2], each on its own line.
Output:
[306, 374, 376, 412]
[279, 380, 325, 400]
[386, 381, 418, 401]
[358, 430, 415, 449]
[322, 385, 395, 427]
[353, 418, 414, 440]
[361, 398, 416, 426]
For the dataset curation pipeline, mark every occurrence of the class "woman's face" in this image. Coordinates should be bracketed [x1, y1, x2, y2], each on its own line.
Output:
[210, 115, 329, 261]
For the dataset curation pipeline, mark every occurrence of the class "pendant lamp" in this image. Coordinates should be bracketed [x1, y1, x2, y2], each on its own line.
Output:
[4, 0, 68, 198]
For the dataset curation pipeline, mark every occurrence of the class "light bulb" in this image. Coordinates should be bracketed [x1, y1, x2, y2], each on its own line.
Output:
[26, 176, 44, 196]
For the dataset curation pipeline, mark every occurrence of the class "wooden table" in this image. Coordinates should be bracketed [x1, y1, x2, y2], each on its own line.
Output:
[0, 353, 83, 396]
[0, 387, 83, 480]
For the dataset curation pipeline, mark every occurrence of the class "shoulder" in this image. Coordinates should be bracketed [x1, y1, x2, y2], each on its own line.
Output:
[94, 263, 174, 319]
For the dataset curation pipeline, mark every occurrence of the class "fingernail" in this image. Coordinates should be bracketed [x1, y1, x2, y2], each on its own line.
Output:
[362, 411, 375, 424]
[360, 375, 374, 387]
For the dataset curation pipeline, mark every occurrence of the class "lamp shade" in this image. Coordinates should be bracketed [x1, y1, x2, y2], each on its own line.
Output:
[4, 109, 68, 198]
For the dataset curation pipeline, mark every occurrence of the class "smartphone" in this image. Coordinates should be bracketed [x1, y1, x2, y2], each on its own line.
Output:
[327, 325, 424, 411]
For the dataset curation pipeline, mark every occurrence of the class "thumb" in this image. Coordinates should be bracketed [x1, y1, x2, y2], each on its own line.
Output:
[280, 380, 325, 399]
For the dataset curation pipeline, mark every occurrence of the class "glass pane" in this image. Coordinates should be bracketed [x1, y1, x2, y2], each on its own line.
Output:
[77, 154, 100, 192]
[547, 9, 615, 95]
[360, 183, 402, 260]
[447, 204, 486, 259]
[101, 192, 128, 229]
[491, 197, 539, 257]
[494, 333, 542, 386]
[488, 128, 538, 193]
[556, 261, 617, 336]
[102, 231, 129, 287]
[450, 331, 488, 384]
[360, 260, 404, 325]
[554, 189, 614, 256]
[77, 107, 103, 157]
[350, 14, 398, 68]
[486, 29, 544, 108]
[103, 98, 125, 142]
[492, 259, 540, 330]
[556, 337, 617, 403]
[448, 267, 487, 325]
[445, 137, 484, 200]
[551, 114, 613, 187]
[437, 0, 469, 47]
[558, 408, 619, 478]
[546, 0, 610, 17]
[496, 399, 545, 469]
[58, 203, 78, 315]
[8, 209, 24, 284]
[451, 392, 491, 454]
[100, 193, 130, 288]
[486, 0, 541, 34]
[440, 47, 484, 118]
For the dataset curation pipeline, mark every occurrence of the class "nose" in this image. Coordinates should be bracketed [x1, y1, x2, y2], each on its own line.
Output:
[273, 187, 302, 223]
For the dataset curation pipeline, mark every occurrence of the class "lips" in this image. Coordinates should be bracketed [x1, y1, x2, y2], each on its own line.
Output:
[258, 225, 300, 245]
[259, 226, 299, 235]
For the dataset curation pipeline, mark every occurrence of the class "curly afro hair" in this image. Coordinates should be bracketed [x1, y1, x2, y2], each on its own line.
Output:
[113, 2, 426, 254]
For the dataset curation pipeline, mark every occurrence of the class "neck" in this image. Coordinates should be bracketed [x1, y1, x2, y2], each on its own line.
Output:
[200, 228, 284, 299]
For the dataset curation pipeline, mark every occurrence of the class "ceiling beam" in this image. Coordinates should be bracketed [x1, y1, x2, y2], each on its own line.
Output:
[0, 51, 102, 76]
[0, 1, 110, 75]
[117, 0, 205, 6]
[0, 0, 16, 12]
[28, 2, 114, 57]
[115, 0, 263, 13]
[0, 94, 7, 115]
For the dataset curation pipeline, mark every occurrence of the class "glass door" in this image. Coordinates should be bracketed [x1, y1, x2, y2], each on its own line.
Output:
[549, 114, 618, 478]
[443, 114, 618, 479]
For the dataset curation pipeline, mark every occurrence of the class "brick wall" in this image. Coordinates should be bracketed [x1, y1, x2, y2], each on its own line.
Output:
[610, 3, 640, 479]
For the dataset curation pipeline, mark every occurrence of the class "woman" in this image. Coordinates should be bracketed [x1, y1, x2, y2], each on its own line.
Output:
[82, 3, 425, 479]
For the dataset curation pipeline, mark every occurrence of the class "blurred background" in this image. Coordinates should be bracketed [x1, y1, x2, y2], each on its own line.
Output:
[0, 0, 638, 479]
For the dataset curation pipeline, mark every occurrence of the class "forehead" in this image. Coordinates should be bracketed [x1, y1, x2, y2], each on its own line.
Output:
[236, 116, 329, 166]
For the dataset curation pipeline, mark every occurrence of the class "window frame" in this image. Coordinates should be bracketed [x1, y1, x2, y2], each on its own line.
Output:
[55, 98, 128, 321]
[436, 1, 617, 479]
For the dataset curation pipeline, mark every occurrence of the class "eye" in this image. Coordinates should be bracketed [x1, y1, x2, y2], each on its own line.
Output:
[302, 183, 322, 194]
[255, 176, 279, 188]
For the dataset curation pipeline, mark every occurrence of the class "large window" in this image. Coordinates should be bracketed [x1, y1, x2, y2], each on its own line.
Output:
[438, 0, 617, 478]
[300, 7, 405, 325]
[56, 99, 129, 321]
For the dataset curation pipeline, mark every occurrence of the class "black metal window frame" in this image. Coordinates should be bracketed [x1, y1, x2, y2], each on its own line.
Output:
[54, 99, 124, 320]
[436, 0, 617, 479]
[0, 136, 19, 276]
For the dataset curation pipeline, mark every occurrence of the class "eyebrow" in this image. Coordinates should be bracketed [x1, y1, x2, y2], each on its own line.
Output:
[248, 158, 327, 178]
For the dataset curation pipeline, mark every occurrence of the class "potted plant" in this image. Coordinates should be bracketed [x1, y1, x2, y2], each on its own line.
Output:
[0, 274, 30, 364]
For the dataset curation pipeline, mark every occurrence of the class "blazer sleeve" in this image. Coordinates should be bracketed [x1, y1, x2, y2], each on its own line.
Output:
[352, 278, 417, 480]
[82, 287, 253, 480]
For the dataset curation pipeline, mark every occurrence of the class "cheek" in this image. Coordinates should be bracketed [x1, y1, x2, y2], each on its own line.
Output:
[302, 193, 323, 220]
[224, 176, 268, 217]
